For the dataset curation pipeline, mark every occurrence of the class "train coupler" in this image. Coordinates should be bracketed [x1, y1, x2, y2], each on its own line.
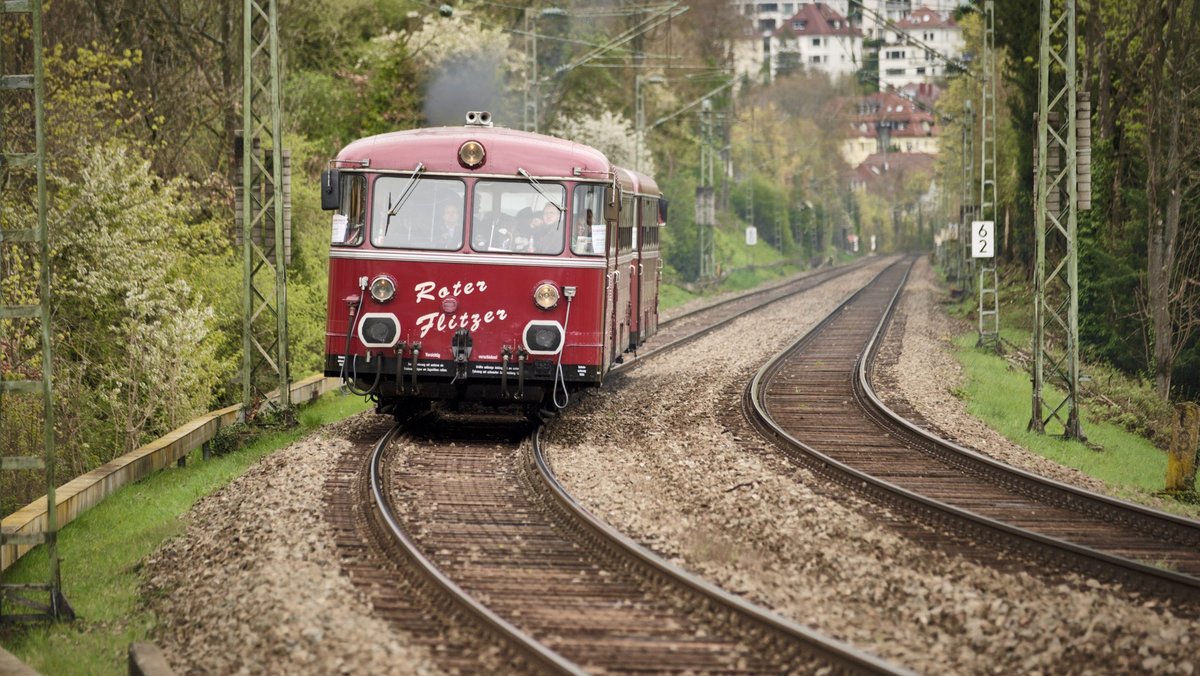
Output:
[451, 329, 473, 381]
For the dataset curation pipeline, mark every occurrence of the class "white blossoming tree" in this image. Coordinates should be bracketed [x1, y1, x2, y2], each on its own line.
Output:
[551, 109, 655, 175]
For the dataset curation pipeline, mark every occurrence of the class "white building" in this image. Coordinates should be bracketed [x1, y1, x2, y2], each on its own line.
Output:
[771, 4, 863, 79]
[877, 6, 964, 90]
[732, 3, 863, 81]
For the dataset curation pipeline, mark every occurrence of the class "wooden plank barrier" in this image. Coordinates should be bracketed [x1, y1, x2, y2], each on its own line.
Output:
[1, 375, 341, 572]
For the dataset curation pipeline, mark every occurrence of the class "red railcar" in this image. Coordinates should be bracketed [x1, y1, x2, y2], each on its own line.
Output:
[321, 112, 666, 413]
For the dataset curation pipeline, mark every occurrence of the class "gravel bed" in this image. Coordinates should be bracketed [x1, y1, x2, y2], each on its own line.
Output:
[142, 413, 442, 675]
[545, 256, 1200, 674]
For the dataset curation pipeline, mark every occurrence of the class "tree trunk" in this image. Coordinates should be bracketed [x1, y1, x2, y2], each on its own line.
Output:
[1166, 402, 1200, 495]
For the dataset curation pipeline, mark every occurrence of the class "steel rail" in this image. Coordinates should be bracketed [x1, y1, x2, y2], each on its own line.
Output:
[855, 280, 1200, 550]
[367, 422, 586, 675]
[613, 256, 885, 375]
[658, 257, 877, 331]
[531, 427, 911, 675]
[745, 257, 1200, 605]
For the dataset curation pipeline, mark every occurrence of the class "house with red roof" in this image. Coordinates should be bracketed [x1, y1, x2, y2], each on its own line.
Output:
[839, 87, 943, 165]
[732, 2, 863, 81]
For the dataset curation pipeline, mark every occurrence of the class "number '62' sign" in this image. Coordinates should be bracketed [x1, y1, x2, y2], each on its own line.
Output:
[972, 220, 994, 258]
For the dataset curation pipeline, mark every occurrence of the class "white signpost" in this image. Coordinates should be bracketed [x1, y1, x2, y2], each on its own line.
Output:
[745, 226, 757, 246]
[972, 220, 994, 258]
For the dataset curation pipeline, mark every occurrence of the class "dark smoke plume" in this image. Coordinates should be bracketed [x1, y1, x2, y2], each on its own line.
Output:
[423, 54, 506, 127]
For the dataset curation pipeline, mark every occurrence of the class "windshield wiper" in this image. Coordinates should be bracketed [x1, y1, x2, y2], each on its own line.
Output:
[517, 168, 563, 212]
[383, 162, 426, 237]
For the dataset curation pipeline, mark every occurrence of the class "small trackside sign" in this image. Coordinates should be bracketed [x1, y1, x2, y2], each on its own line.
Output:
[972, 220, 994, 258]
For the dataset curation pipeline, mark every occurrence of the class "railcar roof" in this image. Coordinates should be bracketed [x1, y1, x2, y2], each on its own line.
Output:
[336, 125, 614, 179]
[618, 167, 661, 197]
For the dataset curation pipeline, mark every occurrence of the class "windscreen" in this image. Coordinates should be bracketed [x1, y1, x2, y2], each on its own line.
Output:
[371, 176, 466, 250]
[471, 180, 565, 255]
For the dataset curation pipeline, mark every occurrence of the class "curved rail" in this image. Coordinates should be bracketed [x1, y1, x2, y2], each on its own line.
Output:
[658, 257, 874, 330]
[531, 427, 910, 675]
[367, 422, 586, 675]
[614, 256, 889, 375]
[746, 257, 1200, 605]
[855, 289, 1200, 549]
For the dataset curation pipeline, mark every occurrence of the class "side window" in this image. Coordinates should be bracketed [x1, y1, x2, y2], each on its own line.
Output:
[570, 183, 607, 256]
[619, 195, 635, 254]
[331, 173, 366, 246]
[640, 198, 658, 251]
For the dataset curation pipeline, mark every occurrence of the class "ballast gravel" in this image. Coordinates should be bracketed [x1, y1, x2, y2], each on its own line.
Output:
[142, 414, 442, 675]
[545, 256, 1200, 675]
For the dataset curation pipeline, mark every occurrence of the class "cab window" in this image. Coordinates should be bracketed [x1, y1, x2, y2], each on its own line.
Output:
[331, 173, 366, 246]
[471, 180, 565, 255]
[371, 176, 465, 251]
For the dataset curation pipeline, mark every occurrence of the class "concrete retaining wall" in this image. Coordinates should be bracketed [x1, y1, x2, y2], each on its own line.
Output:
[1, 375, 341, 571]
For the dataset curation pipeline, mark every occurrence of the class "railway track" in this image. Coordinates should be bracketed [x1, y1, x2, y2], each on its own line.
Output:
[327, 260, 909, 673]
[620, 257, 883, 369]
[746, 256, 1200, 607]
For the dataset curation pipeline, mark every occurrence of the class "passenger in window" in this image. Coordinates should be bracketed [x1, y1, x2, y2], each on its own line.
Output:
[573, 208, 594, 253]
[525, 202, 563, 253]
[435, 202, 462, 249]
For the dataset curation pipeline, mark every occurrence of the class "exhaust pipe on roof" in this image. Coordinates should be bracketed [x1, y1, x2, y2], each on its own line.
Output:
[465, 110, 494, 127]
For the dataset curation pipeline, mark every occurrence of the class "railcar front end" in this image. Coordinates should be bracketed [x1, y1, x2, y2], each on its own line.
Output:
[321, 115, 624, 412]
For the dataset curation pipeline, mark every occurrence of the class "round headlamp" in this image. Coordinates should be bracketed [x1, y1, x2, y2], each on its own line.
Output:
[533, 282, 560, 310]
[458, 140, 485, 168]
[369, 275, 396, 303]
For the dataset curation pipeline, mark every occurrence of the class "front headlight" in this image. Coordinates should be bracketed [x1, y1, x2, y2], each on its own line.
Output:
[370, 275, 396, 303]
[533, 282, 560, 310]
[458, 140, 485, 168]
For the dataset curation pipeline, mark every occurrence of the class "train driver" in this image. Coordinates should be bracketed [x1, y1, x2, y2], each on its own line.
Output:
[434, 202, 462, 249]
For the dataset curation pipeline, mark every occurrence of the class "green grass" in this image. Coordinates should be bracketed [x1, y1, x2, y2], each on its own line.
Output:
[0, 391, 372, 675]
[658, 283, 699, 310]
[952, 334, 1200, 519]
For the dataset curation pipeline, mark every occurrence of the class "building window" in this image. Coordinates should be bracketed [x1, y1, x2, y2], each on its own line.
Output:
[886, 50, 905, 59]
[793, 19, 807, 29]
[810, 55, 821, 63]
[812, 37, 821, 46]
[757, 2, 778, 11]
[783, 2, 794, 13]
[759, 18, 777, 31]
[885, 68, 905, 76]
[916, 67, 926, 74]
